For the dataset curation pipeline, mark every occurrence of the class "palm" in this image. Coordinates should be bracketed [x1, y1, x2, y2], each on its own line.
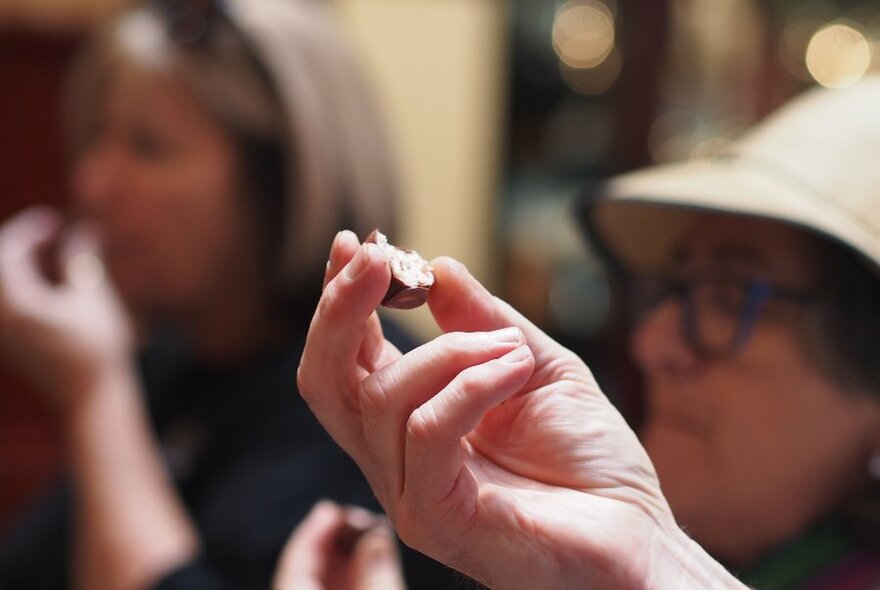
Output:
[418, 352, 672, 590]
[466, 354, 664, 513]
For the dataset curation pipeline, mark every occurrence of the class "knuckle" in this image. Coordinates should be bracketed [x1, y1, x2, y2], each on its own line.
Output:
[358, 373, 391, 419]
[313, 285, 337, 319]
[434, 331, 486, 365]
[314, 276, 352, 320]
[405, 404, 442, 446]
[433, 331, 468, 358]
[452, 367, 484, 394]
[438, 330, 467, 347]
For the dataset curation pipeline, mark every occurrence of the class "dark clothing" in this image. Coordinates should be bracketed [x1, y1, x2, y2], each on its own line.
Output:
[0, 321, 463, 590]
[738, 517, 880, 590]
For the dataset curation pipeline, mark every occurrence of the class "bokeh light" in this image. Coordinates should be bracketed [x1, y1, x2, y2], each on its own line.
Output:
[552, 0, 616, 70]
[559, 46, 622, 95]
[546, 101, 614, 165]
[690, 135, 735, 159]
[805, 22, 871, 88]
[647, 110, 706, 163]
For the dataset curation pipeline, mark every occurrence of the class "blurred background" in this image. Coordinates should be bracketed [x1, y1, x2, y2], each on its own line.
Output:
[2, 0, 879, 532]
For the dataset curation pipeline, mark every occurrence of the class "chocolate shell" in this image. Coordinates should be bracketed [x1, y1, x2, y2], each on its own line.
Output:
[365, 229, 434, 309]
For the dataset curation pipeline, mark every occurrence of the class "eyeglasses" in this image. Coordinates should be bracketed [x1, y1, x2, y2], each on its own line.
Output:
[629, 274, 813, 358]
[150, 0, 228, 46]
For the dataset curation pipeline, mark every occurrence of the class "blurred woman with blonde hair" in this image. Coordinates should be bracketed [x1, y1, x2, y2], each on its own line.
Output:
[0, 1, 455, 588]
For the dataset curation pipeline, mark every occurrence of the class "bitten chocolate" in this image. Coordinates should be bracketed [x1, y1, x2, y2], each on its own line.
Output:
[365, 229, 434, 309]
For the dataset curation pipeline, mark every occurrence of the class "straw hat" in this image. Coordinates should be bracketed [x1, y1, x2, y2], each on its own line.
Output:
[579, 76, 880, 275]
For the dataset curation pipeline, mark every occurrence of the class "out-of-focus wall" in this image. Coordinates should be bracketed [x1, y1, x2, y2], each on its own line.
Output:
[0, 0, 507, 339]
[0, 0, 506, 524]
[0, 0, 120, 27]
[0, 21, 83, 532]
[334, 0, 507, 337]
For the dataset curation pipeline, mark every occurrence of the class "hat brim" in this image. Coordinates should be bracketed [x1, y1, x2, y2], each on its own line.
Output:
[578, 157, 880, 275]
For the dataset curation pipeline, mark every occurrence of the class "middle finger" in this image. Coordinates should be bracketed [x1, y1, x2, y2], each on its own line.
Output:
[358, 328, 526, 509]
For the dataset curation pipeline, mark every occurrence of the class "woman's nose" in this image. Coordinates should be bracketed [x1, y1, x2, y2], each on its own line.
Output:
[71, 144, 120, 213]
[631, 297, 700, 377]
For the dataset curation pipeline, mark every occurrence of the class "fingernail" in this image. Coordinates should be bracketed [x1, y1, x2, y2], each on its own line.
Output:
[493, 327, 523, 344]
[344, 244, 373, 280]
[450, 258, 468, 274]
[343, 506, 380, 531]
[310, 500, 341, 521]
[328, 231, 343, 256]
[327, 231, 347, 267]
[314, 499, 337, 513]
[502, 344, 531, 364]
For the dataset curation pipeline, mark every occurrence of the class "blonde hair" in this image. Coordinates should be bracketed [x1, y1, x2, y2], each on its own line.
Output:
[67, 0, 398, 306]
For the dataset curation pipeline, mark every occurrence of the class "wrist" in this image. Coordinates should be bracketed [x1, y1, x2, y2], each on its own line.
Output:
[66, 362, 140, 425]
[640, 519, 747, 590]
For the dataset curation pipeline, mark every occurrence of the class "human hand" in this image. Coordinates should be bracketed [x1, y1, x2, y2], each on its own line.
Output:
[273, 501, 406, 590]
[298, 232, 744, 589]
[0, 207, 133, 410]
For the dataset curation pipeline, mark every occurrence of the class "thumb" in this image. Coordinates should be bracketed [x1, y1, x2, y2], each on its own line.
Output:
[272, 501, 342, 590]
[350, 523, 407, 590]
[427, 257, 556, 352]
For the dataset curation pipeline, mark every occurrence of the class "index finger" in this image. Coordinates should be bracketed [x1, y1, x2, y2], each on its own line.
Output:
[323, 230, 360, 289]
[298, 241, 393, 463]
[0, 207, 63, 308]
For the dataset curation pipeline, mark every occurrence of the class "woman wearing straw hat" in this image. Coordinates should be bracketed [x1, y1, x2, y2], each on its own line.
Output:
[581, 79, 880, 588]
[0, 1, 454, 589]
[581, 76, 880, 588]
[296, 78, 880, 589]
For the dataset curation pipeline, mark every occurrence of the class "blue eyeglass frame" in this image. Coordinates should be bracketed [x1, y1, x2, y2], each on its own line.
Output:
[681, 279, 773, 357]
[631, 276, 811, 359]
[149, 0, 230, 46]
